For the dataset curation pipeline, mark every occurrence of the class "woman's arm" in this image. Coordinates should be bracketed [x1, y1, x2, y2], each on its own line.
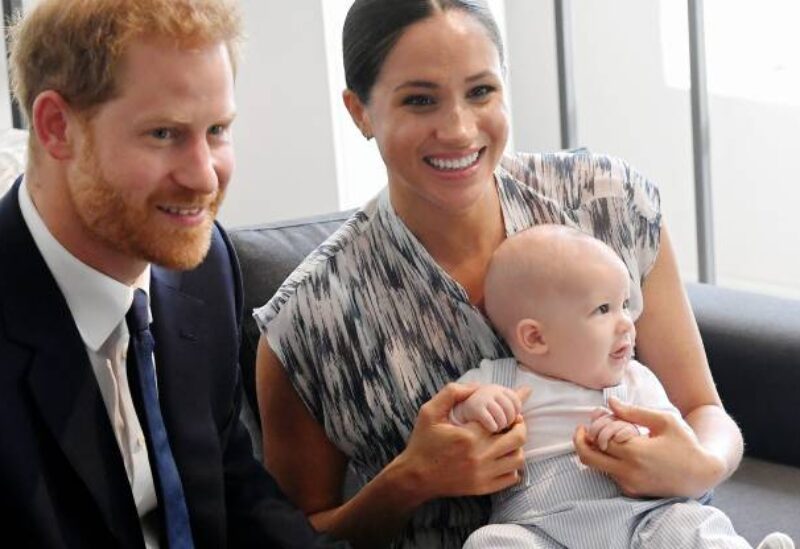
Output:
[574, 224, 743, 498]
[256, 336, 526, 548]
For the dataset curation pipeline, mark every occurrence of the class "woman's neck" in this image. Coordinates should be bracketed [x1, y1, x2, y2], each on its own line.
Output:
[391, 181, 505, 305]
[394, 184, 504, 265]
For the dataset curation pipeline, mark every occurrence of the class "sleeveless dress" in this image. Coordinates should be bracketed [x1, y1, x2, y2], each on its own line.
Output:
[253, 151, 662, 548]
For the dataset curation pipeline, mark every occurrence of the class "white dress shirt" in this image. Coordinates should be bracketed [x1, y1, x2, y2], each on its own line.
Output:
[19, 179, 159, 548]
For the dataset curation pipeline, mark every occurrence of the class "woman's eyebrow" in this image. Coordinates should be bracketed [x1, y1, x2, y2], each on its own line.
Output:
[394, 80, 438, 92]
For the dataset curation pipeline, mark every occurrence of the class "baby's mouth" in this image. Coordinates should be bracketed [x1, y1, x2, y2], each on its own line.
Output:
[610, 342, 632, 360]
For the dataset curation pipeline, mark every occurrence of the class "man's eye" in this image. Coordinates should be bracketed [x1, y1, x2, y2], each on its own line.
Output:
[596, 304, 610, 314]
[403, 95, 435, 107]
[150, 128, 174, 140]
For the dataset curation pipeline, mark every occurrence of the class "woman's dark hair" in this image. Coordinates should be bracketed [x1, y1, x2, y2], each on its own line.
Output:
[343, 0, 505, 103]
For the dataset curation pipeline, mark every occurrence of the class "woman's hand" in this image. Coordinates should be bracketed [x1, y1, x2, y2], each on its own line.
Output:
[574, 397, 726, 499]
[391, 383, 527, 506]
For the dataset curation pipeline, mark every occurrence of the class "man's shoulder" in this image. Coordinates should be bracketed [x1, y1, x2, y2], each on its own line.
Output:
[0, 178, 25, 255]
[0, 180, 44, 299]
[154, 222, 239, 297]
[151, 221, 243, 341]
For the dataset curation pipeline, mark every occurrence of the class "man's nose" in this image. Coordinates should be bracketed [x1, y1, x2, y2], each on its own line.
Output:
[174, 136, 218, 194]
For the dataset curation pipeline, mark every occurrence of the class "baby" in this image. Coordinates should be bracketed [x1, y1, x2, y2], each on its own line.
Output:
[452, 225, 793, 549]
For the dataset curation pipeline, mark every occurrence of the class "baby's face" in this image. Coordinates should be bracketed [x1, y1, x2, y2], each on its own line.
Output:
[536, 254, 635, 389]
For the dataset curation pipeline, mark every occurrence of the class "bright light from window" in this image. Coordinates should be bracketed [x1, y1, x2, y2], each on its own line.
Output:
[660, 0, 800, 106]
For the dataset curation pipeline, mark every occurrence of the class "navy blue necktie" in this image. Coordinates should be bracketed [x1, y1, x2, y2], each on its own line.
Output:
[126, 289, 194, 549]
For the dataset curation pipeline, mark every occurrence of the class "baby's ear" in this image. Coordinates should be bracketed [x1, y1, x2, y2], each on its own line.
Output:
[516, 318, 547, 355]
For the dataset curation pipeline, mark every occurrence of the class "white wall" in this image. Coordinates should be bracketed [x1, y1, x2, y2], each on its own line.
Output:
[566, 0, 800, 298]
[503, 0, 561, 153]
[504, 0, 800, 299]
[502, 0, 700, 280]
[219, 0, 340, 227]
[571, 0, 699, 279]
[2, 0, 798, 298]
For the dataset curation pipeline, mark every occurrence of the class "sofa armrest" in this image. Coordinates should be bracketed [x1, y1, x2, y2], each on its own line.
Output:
[686, 282, 800, 467]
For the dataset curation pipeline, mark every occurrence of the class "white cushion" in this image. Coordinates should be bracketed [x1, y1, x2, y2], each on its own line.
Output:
[0, 128, 27, 197]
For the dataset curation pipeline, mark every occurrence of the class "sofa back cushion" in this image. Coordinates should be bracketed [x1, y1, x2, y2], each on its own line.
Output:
[228, 213, 800, 468]
[228, 211, 353, 414]
[686, 283, 800, 467]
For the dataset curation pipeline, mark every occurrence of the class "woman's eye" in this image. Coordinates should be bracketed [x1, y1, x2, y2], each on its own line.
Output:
[596, 304, 610, 314]
[209, 124, 228, 137]
[468, 85, 496, 99]
[402, 95, 435, 107]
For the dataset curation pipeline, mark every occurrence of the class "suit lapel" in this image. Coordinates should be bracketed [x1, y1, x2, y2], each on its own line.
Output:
[1, 180, 142, 548]
[149, 267, 206, 511]
[150, 266, 203, 400]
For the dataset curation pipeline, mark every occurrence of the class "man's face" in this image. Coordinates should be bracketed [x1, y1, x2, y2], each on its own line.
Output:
[67, 37, 236, 271]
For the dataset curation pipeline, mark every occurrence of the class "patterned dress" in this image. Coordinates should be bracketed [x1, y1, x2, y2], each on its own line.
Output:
[253, 151, 662, 548]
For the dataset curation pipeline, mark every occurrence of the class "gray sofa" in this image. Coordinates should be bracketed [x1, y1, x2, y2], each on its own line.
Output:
[230, 212, 800, 544]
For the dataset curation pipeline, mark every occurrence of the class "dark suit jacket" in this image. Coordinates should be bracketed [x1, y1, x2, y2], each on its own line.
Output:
[0, 179, 347, 548]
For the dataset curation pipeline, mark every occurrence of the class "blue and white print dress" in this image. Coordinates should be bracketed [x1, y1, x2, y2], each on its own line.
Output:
[253, 151, 662, 548]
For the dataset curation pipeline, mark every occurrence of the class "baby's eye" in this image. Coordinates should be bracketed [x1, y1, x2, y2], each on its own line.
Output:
[596, 304, 610, 314]
[622, 298, 630, 310]
[402, 95, 435, 107]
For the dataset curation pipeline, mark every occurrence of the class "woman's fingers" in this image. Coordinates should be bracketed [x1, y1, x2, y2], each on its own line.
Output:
[607, 397, 669, 433]
[419, 382, 479, 424]
[405, 384, 529, 498]
[488, 419, 527, 459]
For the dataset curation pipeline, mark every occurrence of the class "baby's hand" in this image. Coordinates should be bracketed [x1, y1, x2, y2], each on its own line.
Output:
[587, 407, 641, 451]
[451, 384, 527, 433]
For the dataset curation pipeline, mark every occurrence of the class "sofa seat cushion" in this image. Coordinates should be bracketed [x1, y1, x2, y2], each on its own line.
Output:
[714, 457, 800, 542]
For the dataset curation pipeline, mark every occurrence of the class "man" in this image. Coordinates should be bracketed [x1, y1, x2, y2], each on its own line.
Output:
[0, 1, 346, 547]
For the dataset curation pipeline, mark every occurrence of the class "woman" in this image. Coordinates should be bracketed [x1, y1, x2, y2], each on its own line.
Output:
[254, 1, 743, 547]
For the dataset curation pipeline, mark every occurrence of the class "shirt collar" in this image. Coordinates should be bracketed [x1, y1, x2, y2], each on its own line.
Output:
[18, 177, 151, 351]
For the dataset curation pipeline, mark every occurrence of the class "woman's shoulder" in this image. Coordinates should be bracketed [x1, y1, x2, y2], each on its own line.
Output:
[253, 197, 382, 330]
[499, 149, 660, 216]
[501, 149, 651, 189]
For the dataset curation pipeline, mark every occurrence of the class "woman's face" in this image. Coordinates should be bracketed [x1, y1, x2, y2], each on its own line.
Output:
[346, 10, 509, 217]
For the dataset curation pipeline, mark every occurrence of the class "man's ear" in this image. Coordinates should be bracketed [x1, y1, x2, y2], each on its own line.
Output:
[342, 89, 373, 139]
[31, 90, 77, 161]
[515, 318, 548, 355]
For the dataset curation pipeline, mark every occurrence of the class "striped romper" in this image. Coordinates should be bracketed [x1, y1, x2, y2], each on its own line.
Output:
[459, 358, 753, 549]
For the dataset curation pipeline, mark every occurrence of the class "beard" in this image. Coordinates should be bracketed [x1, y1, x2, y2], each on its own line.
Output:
[66, 133, 225, 271]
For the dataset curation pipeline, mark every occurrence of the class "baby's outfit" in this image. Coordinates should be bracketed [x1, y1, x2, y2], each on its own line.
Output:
[456, 358, 783, 549]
